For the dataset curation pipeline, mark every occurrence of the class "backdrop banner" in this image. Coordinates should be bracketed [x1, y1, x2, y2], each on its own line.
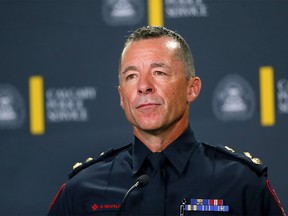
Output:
[0, 0, 287, 214]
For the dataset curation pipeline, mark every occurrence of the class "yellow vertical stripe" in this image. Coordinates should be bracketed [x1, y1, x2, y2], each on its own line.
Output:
[29, 76, 45, 134]
[148, 0, 164, 26]
[259, 66, 275, 126]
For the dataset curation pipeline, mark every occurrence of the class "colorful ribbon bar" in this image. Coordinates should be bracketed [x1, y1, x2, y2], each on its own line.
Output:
[184, 204, 229, 212]
[191, 199, 223, 206]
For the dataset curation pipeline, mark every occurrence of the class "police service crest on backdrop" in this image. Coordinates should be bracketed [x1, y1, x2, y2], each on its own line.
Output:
[102, 0, 144, 26]
[0, 84, 25, 129]
[212, 74, 255, 121]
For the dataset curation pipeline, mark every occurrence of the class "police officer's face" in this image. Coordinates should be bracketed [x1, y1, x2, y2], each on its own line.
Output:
[118, 37, 200, 135]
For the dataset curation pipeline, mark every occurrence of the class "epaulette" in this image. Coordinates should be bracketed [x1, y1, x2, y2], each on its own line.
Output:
[68, 144, 131, 179]
[202, 143, 267, 177]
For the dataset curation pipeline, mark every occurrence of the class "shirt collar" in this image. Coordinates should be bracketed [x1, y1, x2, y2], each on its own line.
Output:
[132, 125, 198, 175]
[163, 126, 198, 175]
[132, 136, 151, 176]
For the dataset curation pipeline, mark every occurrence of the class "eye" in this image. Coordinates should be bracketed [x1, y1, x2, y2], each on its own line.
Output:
[125, 73, 137, 80]
[154, 71, 166, 76]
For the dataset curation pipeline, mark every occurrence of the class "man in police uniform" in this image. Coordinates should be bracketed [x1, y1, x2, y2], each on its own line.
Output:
[48, 26, 285, 215]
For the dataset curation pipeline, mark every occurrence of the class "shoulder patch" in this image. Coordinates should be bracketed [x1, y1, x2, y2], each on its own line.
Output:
[202, 143, 267, 176]
[68, 144, 131, 179]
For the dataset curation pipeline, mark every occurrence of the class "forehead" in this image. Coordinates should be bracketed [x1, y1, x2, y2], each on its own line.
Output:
[119, 37, 185, 77]
[122, 37, 180, 57]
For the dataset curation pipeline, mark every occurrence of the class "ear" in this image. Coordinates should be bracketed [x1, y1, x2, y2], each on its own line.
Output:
[187, 77, 201, 103]
[118, 85, 124, 109]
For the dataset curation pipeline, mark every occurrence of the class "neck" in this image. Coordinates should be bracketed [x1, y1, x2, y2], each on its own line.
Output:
[133, 121, 188, 152]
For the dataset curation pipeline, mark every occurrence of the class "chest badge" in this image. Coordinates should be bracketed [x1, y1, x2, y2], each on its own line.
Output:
[87, 202, 120, 213]
[180, 198, 229, 215]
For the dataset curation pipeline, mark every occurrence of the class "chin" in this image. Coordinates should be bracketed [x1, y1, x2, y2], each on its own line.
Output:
[135, 121, 164, 132]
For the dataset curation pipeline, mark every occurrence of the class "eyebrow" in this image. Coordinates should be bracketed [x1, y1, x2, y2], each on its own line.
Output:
[121, 65, 137, 75]
[121, 62, 169, 75]
[150, 62, 168, 69]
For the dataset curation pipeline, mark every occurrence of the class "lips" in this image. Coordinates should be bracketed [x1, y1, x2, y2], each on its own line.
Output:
[134, 97, 164, 109]
[136, 103, 161, 109]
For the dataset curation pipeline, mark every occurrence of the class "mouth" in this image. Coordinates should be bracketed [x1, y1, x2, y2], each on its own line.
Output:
[136, 103, 161, 109]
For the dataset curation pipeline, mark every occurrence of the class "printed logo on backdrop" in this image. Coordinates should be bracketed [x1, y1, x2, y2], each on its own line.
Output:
[0, 84, 25, 129]
[102, 0, 144, 26]
[46, 87, 97, 122]
[165, 0, 208, 18]
[212, 74, 255, 121]
[277, 79, 288, 114]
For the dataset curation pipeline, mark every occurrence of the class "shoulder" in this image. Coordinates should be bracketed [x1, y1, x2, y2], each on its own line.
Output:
[68, 143, 132, 179]
[200, 142, 267, 177]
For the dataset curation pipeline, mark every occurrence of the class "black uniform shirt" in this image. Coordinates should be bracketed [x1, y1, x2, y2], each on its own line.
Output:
[48, 126, 285, 215]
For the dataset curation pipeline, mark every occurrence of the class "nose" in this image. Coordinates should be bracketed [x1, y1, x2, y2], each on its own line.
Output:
[138, 74, 154, 95]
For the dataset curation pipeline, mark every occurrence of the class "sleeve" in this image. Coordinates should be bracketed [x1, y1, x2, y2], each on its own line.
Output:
[47, 183, 71, 216]
[248, 178, 286, 215]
